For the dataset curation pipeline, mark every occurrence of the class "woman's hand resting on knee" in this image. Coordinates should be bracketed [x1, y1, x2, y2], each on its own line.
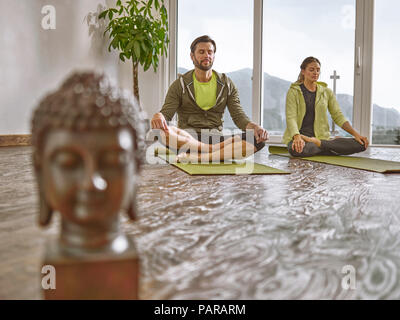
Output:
[292, 134, 305, 153]
[341, 121, 369, 149]
[353, 133, 369, 149]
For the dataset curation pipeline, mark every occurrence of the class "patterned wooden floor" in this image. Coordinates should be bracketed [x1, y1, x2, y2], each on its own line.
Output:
[1, 145, 400, 299]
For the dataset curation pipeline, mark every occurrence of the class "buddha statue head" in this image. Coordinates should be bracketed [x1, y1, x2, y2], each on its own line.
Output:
[31, 71, 146, 253]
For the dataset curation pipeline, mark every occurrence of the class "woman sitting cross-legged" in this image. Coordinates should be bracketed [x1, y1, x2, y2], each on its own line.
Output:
[155, 126, 260, 163]
[282, 56, 369, 157]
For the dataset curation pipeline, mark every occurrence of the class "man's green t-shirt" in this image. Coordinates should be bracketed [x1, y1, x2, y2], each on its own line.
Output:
[193, 71, 217, 111]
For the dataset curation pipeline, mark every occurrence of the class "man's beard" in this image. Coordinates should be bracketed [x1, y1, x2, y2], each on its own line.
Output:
[193, 56, 213, 71]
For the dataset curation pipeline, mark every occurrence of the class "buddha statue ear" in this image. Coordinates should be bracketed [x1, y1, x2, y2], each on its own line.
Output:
[127, 152, 140, 221]
[126, 189, 137, 221]
[39, 189, 53, 226]
[127, 192, 137, 220]
[34, 153, 53, 226]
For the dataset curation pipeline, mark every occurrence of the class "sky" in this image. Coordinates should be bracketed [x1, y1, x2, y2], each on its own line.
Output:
[178, 0, 400, 112]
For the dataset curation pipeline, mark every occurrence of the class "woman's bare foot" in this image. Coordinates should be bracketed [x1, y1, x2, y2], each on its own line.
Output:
[300, 135, 321, 147]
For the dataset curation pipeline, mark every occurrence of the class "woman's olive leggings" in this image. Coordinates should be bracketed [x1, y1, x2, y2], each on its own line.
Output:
[287, 138, 366, 157]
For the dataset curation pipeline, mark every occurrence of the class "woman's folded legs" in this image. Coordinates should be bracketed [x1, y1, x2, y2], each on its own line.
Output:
[288, 135, 366, 157]
[288, 140, 322, 157]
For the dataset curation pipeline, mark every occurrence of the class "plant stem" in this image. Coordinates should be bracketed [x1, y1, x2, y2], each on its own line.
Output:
[133, 61, 140, 104]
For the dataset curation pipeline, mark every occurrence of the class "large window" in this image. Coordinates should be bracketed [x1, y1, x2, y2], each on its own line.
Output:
[173, 0, 399, 146]
[262, 0, 356, 136]
[177, 0, 254, 129]
[372, 0, 400, 145]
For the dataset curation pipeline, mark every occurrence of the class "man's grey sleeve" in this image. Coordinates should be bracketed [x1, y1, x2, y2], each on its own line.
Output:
[159, 80, 181, 121]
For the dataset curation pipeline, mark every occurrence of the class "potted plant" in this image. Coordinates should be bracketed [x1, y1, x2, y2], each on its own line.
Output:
[99, 0, 169, 104]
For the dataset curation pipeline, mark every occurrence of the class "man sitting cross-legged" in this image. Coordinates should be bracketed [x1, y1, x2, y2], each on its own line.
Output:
[151, 35, 269, 162]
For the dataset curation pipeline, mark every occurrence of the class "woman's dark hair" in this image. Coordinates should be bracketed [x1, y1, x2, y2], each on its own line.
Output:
[297, 56, 321, 82]
[190, 35, 216, 54]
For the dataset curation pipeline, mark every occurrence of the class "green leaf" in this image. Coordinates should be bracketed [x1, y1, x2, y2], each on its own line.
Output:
[98, 10, 108, 19]
[152, 55, 159, 72]
[148, 9, 154, 19]
[139, 54, 145, 65]
[161, 5, 167, 24]
[133, 41, 141, 58]
[111, 37, 119, 49]
[126, 40, 135, 52]
[119, 53, 125, 62]
[146, 53, 152, 65]
[140, 41, 148, 53]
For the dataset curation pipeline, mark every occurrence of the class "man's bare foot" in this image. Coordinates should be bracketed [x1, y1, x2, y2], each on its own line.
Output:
[176, 152, 191, 163]
[300, 135, 321, 147]
[176, 151, 221, 163]
[210, 135, 241, 153]
[176, 152, 204, 163]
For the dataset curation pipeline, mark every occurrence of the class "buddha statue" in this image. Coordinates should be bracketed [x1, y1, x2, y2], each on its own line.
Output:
[31, 71, 146, 299]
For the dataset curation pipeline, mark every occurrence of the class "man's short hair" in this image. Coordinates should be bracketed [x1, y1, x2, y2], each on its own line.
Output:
[190, 35, 216, 54]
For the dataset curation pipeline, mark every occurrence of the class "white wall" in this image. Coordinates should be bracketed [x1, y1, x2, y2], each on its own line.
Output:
[0, 0, 167, 135]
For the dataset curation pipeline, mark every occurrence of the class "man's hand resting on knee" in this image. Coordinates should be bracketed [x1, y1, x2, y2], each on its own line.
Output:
[246, 122, 269, 144]
[151, 112, 169, 132]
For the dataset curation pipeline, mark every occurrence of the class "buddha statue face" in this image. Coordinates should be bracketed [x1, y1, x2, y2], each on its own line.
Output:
[31, 72, 146, 230]
[41, 128, 136, 225]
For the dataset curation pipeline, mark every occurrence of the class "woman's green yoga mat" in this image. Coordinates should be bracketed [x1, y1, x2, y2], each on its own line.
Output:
[155, 148, 290, 176]
[269, 146, 400, 173]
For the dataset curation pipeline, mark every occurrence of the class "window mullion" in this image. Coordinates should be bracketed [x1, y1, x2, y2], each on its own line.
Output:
[354, 0, 374, 142]
[252, 0, 263, 126]
[360, 0, 374, 143]
[353, 0, 364, 134]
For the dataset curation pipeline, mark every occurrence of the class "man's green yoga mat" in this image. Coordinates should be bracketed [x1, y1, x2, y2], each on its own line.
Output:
[155, 148, 289, 176]
[269, 146, 400, 173]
